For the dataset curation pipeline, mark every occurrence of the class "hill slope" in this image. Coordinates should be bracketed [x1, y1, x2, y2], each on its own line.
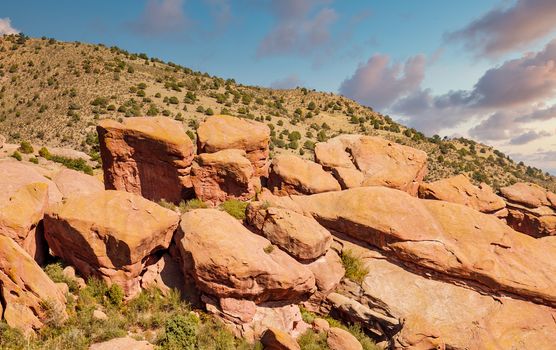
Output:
[0, 34, 554, 191]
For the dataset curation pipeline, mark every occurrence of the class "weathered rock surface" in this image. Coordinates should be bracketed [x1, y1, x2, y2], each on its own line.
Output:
[0, 159, 63, 204]
[260, 327, 301, 350]
[418, 174, 505, 213]
[331, 167, 365, 189]
[44, 190, 179, 296]
[327, 327, 362, 350]
[247, 201, 332, 261]
[53, 168, 104, 199]
[176, 209, 315, 302]
[191, 149, 257, 204]
[0, 235, 67, 334]
[333, 245, 556, 350]
[500, 183, 556, 237]
[268, 155, 341, 195]
[0, 183, 49, 263]
[89, 337, 154, 350]
[305, 249, 344, 296]
[293, 187, 556, 306]
[140, 253, 186, 296]
[197, 115, 270, 177]
[315, 135, 427, 195]
[97, 117, 194, 203]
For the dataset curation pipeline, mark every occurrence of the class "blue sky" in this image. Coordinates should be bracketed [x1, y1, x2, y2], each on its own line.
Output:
[1, 0, 556, 173]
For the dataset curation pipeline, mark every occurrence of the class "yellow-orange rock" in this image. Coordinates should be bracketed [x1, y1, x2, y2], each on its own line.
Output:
[97, 117, 194, 203]
[268, 155, 341, 195]
[175, 209, 315, 303]
[261, 327, 301, 350]
[418, 174, 505, 213]
[315, 135, 427, 195]
[293, 187, 556, 307]
[327, 327, 362, 350]
[44, 190, 179, 296]
[53, 168, 104, 199]
[191, 149, 257, 205]
[0, 159, 63, 204]
[197, 115, 270, 177]
[0, 235, 66, 334]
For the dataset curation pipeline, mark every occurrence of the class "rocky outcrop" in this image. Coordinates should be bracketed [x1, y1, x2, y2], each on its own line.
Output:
[260, 327, 301, 350]
[331, 167, 365, 189]
[44, 190, 179, 296]
[418, 174, 505, 213]
[140, 253, 186, 296]
[0, 235, 67, 334]
[191, 149, 257, 204]
[315, 135, 427, 195]
[500, 183, 556, 237]
[268, 155, 341, 195]
[305, 250, 344, 297]
[332, 244, 556, 350]
[293, 187, 556, 307]
[53, 168, 104, 199]
[97, 117, 194, 203]
[327, 327, 362, 350]
[89, 337, 154, 350]
[247, 201, 332, 261]
[176, 209, 315, 303]
[0, 159, 63, 204]
[197, 115, 270, 177]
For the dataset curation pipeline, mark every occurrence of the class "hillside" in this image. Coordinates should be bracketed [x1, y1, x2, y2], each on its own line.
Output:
[0, 34, 554, 191]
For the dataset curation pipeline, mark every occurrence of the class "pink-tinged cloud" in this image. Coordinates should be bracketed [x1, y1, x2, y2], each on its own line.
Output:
[339, 54, 426, 110]
[257, 0, 338, 57]
[0, 18, 19, 35]
[130, 0, 188, 36]
[447, 0, 556, 57]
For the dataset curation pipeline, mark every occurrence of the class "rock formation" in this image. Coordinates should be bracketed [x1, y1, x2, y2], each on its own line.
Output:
[97, 117, 194, 203]
[196, 115, 271, 177]
[52, 168, 104, 199]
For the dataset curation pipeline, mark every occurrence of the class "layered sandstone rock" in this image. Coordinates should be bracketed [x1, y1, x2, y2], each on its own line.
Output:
[500, 182, 556, 237]
[176, 209, 315, 302]
[315, 135, 427, 195]
[97, 117, 194, 203]
[418, 174, 505, 213]
[331, 167, 365, 189]
[0, 235, 67, 334]
[53, 168, 104, 199]
[0, 159, 63, 204]
[0, 183, 49, 263]
[247, 201, 332, 261]
[44, 190, 179, 296]
[197, 115, 270, 177]
[332, 244, 556, 350]
[191, 149, 257, 204]
[268, 155, 341, 195]
[305, 249, 344, 296]
[293, 187, 556, 306]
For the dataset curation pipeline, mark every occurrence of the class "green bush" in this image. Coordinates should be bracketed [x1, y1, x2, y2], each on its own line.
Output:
[161, 314, 199, 350]
[106, 284, 124, 307]
[11, 151, 22, 161]
[44, 262, 80, 293]
[19, 140, 34, 154]
[297, 330, 328, 350]
[220, 199, 248, 220]
[341, 250, 368, 284]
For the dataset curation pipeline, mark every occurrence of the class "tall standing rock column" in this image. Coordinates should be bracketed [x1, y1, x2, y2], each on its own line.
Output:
[97, 117, 194, 204]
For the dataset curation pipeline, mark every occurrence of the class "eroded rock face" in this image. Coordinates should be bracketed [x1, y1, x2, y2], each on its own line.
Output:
[176, 209, 315, 303]
[315, 135, 427, 196]
[197, 115, 270, 177]
[191, 149, 257, 205]
[0, 235, 67, 334]
[418, 174, 505, 213]
[293, 187, 556, 307]
[53, 168, 104, 199]
[247, 201, 332, 261]
[332, 245, 556, 350]
[97, 117, 194, 204]
[268, 155, 341, 196]
[44, 190, 179, 296]
[500, 183, 556, 237]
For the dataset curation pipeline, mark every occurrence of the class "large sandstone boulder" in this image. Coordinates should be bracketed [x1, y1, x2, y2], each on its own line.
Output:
[44, 190, 179, 296]
[247, 201, 332, 261]
[176, 209, 315, 303]
[191, 149, 257, 205]
[0, 235, 67, 334]
[293, 187, 556, 307]
[97, 117, 194, 203]
[268, 155, 341, 195]
[332, 244, 556, 350]
[53, 168, 104, 199]
[197, 115, 270, 177]
[327, 327, 362, 350]
[261, 328, 301, 350]
[315, 135, 427, 195]
[0, 183, 49, 263]
[418, 174, 505, 213]
[500, 183, 556, 237]
[0, 159, 63, 204]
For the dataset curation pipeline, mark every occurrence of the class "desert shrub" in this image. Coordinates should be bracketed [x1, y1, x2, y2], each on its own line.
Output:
[19, 140, 34, 154]
[39, 146, 51, 158]
[10, 151, 22, 161]
[0, 322, 26, 349]
[297, 330, 328, 350]
[44, 262, 79, 293]
[160, 314, 199, 350]
[341, 250, 368, 284]
[106, 284, 124, 307]
[196, 318, 236, 350]
[220, 199, 248, 220]
[48, 155, 93, 175]
[29, 157, 39, 164]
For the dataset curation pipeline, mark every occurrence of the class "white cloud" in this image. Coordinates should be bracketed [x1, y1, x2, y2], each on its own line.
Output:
[0, 18, 19, 35]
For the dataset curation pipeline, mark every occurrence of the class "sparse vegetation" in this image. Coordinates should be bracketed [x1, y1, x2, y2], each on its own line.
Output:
[341, 250, 368, 284]
[220, 199, 248, 220]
